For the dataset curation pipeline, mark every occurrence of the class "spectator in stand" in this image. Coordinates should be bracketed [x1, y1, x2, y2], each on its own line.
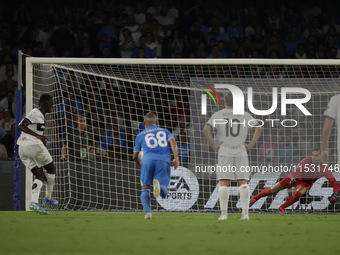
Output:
[172, 115, 193, 141]
[33, 17, 51, 52]
[145, 32, 158, 56]
[303, 17, 323, 40]
[285, 27, 303, 57]
[0, 90, 16, 118]
[119, 15, 142, 46]
[119, 28, 137, 58]
[2, 123, 15, 158]
[295, 43, 307, 59]
[64, 87, 85, 116]
[329, 47, 340, 59]
[74, 25, 89, 52]
[156, 5, 175, 32]
[217, 40, 230, 58]
[134, 2, 146, 25]
[316, 43, 327, 59]
[323, 15, 340, 34]
[168, 30, 185, 56]
[0, 69, 17, 100]
[97, 123, 127, 160]
[100, 46, 114, 58]
[0, 110, 6, 141]
[50, 21, 75, 56]
[177, 130, 192, 163]
[228, 36, 241, 53]
[0, 54, 18, 83]
[96, 119, 117, 158]
[169, 91, 190, 120]
[207, 26, 228, 43]
[186, 23, 207, 50]
[14, 23, 31, 50]
[131, 36, 156, 58]
[326, 34, 339, 53]
[266, 34, 285, 58]
[247, 25, 267, 56]
[237, 46, 247, 58]
[265, 7, 284, 33]
[140, 13, 154, 34]
[147, 0, 162, 18]
[60, 115, 94, 161]
[149, 19, 165, 57]
[208, 16, 225, 34]
[0, 109, 15, 134]
[226, 19, 244, 39]
[195, 42, 208, 58]
[96, 17, 119, 53]
[189, 16, 208, 34]
[307, 49, 317, 59]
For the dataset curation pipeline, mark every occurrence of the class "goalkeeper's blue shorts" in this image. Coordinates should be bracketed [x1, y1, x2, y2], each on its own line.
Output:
[140, 159, 171, 187]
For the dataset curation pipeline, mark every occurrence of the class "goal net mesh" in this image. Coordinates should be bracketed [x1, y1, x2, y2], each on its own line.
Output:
[28, 59, 339, 213]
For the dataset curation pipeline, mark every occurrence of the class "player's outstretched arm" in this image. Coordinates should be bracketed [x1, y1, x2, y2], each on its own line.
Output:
[18, 118, 47, 144]
[244, 126, 262, 150]
[169, 138, 179, 169]
[321, 117, 334, 162]
[132, 151, 141, 167]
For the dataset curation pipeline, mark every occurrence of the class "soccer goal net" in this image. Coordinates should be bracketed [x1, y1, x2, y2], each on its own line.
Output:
[24, 58, 339, 213]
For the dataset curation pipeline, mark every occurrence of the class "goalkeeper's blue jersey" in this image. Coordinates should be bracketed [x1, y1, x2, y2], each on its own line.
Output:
[133, 125, 173, 164]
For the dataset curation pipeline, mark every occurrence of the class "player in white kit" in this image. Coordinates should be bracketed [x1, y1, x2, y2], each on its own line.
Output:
[322, 94, 340, 176]
[18, 94, 58, 214]
[204, 92, 262, 220]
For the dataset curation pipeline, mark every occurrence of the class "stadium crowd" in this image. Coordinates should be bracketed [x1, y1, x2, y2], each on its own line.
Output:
[0, 0, 339, 161]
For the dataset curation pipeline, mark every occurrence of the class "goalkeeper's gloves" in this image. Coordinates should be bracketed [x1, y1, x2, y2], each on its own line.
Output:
[290, 178, 298, 185]
[328, 192, 337, 205]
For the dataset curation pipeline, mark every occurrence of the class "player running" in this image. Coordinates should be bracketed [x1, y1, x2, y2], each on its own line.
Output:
[17, 94, 58, 215]
[249, 148, 339, 213]
[132, 112, 179, 219]
[204, 92, 262, 220]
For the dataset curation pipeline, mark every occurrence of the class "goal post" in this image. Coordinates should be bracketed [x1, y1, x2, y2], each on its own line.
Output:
[24, 57, 339, 213]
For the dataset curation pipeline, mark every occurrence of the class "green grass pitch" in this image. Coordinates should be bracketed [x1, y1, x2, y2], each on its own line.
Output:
[1, 211, 339, 255]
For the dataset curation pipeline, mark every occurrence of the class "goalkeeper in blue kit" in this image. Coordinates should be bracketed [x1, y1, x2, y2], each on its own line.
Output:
[133, 112, 179, 219]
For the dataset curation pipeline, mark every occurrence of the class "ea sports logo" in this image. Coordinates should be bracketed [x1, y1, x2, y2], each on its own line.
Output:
[157, 166, 199, 211]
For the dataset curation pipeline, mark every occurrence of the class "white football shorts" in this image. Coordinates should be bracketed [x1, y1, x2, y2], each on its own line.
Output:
[19, 143, 53, 171]
[216, 155, 250, 180]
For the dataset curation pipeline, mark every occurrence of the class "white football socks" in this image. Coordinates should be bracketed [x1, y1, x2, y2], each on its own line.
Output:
[46, 173, 55, 200]
[219, 186, 229, 216]
[31, 179, 43, 203]
[239, 184, 250, 217]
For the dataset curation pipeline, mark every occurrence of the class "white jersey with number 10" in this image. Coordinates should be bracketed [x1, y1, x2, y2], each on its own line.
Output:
[207, 108, 258, 156]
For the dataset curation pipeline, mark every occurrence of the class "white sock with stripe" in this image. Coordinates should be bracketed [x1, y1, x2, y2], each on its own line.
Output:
[219, 186, 229, 216]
